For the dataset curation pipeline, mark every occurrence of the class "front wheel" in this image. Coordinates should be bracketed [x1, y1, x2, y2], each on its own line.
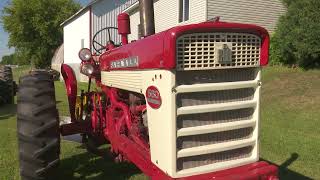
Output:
[17, 71, 60, 180]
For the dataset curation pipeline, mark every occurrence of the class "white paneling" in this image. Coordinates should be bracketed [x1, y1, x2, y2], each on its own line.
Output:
[102, 70, 178, 176]
[155, 0, 207, 31]
[92, 0, 138, 52]
[127, 0, 207, 41]
[153, 0, 179, 32]
[207, 0, 287, 33]
[128, 8, 140, 42]
[63, 10, 90, 64]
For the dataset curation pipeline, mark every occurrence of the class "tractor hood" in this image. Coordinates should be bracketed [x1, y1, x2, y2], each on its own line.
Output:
[99, 21, 269, 71]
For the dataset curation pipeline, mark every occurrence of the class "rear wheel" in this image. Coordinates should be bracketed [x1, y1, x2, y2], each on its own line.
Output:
[17, 71, 60, 180]
[0, 65, 14, 105]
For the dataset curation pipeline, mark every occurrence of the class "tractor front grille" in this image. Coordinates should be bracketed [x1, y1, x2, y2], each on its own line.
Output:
[175, 67, 260, 174]
[177, 108, 254, 129]
[176, 68, 257, 85]
[177, 127, 253, 149]
[176, 33, 261, 71]
[177, 88, 255, 107]
[177, 146, 253, 171]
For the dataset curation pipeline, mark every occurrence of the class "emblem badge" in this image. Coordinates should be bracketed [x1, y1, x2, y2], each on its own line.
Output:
[146, 86, 162, 109]
[216, 42, 232, 63]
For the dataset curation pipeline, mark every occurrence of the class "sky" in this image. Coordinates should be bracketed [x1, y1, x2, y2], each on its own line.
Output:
[0, 0, 89, 61]
[0, 0, 13, 61]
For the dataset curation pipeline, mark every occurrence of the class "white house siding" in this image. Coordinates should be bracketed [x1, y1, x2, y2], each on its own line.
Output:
[128, 8, 140, 42]
[63, 10, 90, 82]
[207, 0, 286, 33]
[127, 0, 207, 41]
[92, 0, 138, 51]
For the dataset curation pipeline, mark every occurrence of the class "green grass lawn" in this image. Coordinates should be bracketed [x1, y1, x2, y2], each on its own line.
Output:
[0, 66, 319, 179]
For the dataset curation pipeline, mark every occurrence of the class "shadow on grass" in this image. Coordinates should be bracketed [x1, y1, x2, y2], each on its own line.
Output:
[56, 147, 143, 180]
[57, 150, 312, 180]
[263, 153, 312, 180]
[0, 104, 17, 121]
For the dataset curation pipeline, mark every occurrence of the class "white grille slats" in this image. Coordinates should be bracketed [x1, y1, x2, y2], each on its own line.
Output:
[175, 66, 260, 172]
[177, 146, 253, 170]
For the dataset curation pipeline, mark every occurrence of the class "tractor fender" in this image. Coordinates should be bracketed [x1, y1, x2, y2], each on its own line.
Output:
[61, 64, 77, 121]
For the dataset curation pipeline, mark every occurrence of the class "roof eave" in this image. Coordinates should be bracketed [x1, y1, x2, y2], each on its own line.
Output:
[60, 0, 100, 27]
[123, 1, 139, 13]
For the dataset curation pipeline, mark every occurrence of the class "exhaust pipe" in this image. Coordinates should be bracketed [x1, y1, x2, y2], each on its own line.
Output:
[139, 0, 155, 37]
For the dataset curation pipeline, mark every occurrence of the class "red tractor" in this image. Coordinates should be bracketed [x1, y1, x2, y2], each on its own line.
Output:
[17, 0, 278, 179]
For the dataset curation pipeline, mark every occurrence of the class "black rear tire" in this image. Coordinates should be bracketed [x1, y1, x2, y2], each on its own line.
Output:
[0, 65, 14, 105]
[17, 71, 60, 180]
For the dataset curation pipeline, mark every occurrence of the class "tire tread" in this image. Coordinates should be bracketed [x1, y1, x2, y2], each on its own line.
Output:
[17, 71, 60, 180]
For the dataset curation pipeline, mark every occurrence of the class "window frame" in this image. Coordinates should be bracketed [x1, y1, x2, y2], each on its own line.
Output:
[179, 0, 190, 23]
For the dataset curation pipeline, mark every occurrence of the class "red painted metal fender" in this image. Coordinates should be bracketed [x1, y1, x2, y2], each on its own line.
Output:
[177, 162, 278, 180]
[99, 21, 270, 71]
[61, 64, 77, 121]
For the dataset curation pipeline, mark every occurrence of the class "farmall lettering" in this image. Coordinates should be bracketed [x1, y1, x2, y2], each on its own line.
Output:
[16, 0, 279, 179]
[110, 56, 139, 69]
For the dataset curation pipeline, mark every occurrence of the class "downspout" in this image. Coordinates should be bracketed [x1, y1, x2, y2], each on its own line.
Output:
[139, 0, 155, 37]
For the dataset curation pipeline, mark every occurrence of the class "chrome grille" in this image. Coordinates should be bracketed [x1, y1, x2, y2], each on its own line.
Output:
[177, 108, 254, 129]
[177, 127, 253, 149]
[177, 88, 255, 107]
[177, 146, 253, 171]
[176, 68, 257, 85]
[176, 33, 261, 71]
[175, 67, 259, 172]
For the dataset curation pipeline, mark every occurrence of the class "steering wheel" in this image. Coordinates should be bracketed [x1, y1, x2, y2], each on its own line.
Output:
[92, 27, 119, 54]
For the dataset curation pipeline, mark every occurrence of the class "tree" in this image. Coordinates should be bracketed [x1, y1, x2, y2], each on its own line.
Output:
[270, 0, 320, 69]
[1, 0, 81, 68]
[0, 54, 15, 65]
[0, 51, 31, 65]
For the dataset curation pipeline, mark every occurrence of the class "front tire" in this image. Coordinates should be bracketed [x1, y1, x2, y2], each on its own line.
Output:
[17, 71, 60, 180]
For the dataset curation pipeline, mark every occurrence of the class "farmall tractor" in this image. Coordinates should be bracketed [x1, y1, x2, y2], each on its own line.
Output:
[16, 0, 278, 179]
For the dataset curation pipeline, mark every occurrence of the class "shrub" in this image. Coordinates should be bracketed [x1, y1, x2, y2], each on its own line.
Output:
[271, 0, 320, 69]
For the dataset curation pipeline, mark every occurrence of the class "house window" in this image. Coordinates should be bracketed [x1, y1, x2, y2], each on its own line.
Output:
[179, 0, 190, 22]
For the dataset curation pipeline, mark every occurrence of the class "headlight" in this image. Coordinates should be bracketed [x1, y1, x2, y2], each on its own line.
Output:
[81, 64, 95, 76]
[79, 48, 92, 61]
